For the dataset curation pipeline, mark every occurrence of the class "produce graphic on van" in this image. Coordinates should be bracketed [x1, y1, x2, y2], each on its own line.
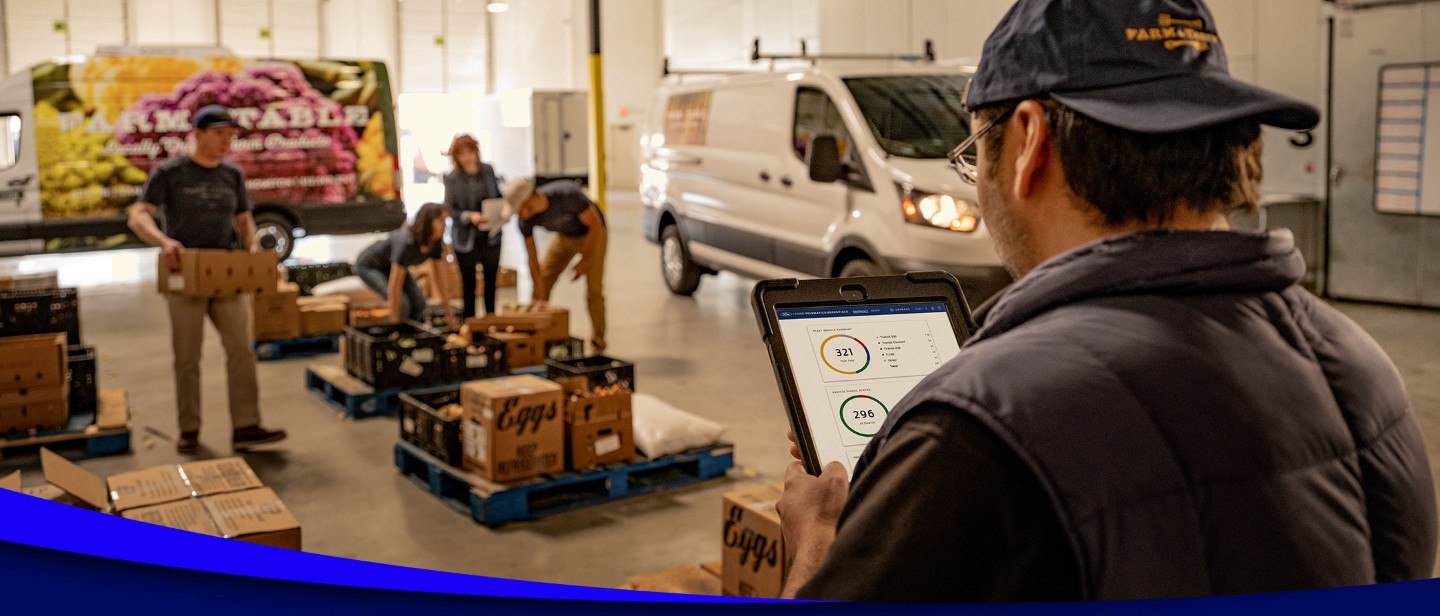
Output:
[7, 53, 403, 257]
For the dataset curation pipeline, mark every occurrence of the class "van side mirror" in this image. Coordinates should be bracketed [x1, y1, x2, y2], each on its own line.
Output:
[807, 135, 843, 184]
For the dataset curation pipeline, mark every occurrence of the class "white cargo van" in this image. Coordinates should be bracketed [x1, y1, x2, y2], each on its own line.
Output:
[639, 63, 1010, 302]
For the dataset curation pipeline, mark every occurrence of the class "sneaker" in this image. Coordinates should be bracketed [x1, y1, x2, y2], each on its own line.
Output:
[232, 426, 287, 451]
[176, 432, 200, 453]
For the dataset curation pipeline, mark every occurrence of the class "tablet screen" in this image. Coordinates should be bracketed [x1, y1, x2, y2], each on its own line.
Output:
[776, 302, 964, 475]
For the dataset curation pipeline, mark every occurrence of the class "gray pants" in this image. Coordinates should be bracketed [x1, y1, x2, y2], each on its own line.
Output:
[165, 294, 262, 434]
[355, 262, 427, 322]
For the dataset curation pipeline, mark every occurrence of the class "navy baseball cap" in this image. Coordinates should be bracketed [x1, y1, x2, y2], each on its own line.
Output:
[193, 105, 237, 129]
[966, 0, 1320, 133]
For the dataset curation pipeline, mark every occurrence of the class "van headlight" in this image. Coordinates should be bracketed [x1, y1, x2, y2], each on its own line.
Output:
[899, 185, 980, 233]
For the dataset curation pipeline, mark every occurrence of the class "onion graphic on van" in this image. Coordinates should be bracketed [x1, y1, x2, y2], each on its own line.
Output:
[109, 62, 372, 205]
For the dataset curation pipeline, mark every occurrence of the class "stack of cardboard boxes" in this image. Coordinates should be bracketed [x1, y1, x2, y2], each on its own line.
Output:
[0, 449, 301, 549]
[0, 271, 98, 434]
[460, 306, 570, 369]
[0, 333, 70, 432]
[454, 373, 638, 484]
[160, 250, 359, 342]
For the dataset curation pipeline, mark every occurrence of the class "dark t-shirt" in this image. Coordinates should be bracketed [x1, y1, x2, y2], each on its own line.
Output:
[518, 181, 604, 238]
[139, 156, 251, 249]
[795, 404, 1082, 602]
[357, 228, 442, 269]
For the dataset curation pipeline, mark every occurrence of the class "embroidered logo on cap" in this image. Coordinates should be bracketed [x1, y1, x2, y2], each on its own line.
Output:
[1126, 13, 1221, 51]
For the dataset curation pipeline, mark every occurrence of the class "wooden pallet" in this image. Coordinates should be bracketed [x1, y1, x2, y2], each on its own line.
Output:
[254, 334, 341, 361]
[394, 440, 735, 527]
[0, 389, 131, 470]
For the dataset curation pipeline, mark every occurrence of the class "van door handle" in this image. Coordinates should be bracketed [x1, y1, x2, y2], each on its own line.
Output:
[780, 177, 793, 188]
[759, 171, 771, 182]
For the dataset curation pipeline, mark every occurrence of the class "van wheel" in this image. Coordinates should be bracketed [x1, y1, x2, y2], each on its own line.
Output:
[254, 213, 295, 261]
[660, 225, 701, 295]
[838, 258, 883, 278]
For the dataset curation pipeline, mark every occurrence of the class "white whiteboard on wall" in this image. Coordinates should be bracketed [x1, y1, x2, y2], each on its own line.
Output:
[1375, 64, 1440, 215]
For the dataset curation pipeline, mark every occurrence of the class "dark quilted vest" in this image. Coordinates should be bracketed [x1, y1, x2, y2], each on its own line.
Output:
[860, 230, 1436, 599]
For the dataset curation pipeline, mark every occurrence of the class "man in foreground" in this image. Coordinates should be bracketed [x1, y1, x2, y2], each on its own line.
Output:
[777, 0, 1436, 601]
[129, 105, 287, 453]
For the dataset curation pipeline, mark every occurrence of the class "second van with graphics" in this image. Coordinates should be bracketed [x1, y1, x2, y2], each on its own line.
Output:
[0, 47, 403, 259]
[639, 56, 1011, 303]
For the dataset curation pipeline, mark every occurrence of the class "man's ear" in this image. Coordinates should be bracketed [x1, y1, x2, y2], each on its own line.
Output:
[1010, 100, 1052, 199]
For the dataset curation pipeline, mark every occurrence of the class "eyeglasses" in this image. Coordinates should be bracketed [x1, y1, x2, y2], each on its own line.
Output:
[948, 104, 1015, 186]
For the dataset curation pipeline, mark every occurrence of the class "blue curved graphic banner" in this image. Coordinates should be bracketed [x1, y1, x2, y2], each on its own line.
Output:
[1, 488, 1437, 614]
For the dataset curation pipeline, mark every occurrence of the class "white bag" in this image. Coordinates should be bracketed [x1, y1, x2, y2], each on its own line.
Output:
[632, 393, 726, 458]
[311, 276, 383, 303]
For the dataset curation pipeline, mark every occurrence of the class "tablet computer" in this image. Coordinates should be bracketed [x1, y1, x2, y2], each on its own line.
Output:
[481, 198, 508, 235]
[752, 272, 976, 476]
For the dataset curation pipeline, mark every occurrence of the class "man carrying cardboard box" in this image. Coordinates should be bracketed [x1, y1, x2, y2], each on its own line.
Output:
[127, 105, 286, 453]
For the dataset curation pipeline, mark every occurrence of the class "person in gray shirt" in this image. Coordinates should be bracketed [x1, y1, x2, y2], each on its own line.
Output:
[128, 104, 286, 454]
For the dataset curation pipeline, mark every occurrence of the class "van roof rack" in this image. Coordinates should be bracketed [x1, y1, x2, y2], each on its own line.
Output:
[661, 57, 769, 79]
[95, 45, 235, 57]
[750, 37, 936, 66]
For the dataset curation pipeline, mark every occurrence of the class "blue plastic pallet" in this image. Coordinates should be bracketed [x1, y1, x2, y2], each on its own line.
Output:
[394, 440, 735, 527]
[303, 364, 422, 419]
[0, 401, 131, 470]
[304, 363, 552, 420]
[254, 334, 341, 361]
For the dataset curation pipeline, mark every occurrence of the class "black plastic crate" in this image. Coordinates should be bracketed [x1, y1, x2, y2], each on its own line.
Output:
[0, 288, 81, 344]
[418, 304, 461, 331]
[543, 337, 586, 363]
[546, 355, 635, 391]
[284, 262, 352, 295]
[446, 334, 508, 382]
[344, 322, 449, 389]
[398, 386, 464, 468]
[67, 345, 98, 415]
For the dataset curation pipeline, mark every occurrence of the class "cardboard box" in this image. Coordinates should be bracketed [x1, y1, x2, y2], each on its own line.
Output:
[251, 289, 301, 342]
[625, 564, 722, 595]
[107, 457, 264, 512]
[158, 249, 279, 297]
[488, 331, 543, 368]
[0, 333, 67, 391]
[119, 486, 301, 549]
[0, 386, 69, 432]
[464, 315, 545, 337]
[460, 375, 564, 483]
[123, 498, 223, 537]
[200, 487, 302, 549]
[0, 271, 59, 291]
[722, 484, 788, 598]
[349, 301, 390, 328]
[298, 297, 349, 336]
[29, 449, 299, 548]
[557, 377, 635, 470]
[500, 305, 570, 342]
[496, 268, 518, 288]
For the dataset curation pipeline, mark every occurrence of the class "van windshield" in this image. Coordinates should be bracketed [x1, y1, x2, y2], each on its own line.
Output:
[844, 75, 971, 159]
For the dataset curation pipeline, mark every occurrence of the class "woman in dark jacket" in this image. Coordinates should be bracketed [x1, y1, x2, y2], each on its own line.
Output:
[443, 134, 504, 318]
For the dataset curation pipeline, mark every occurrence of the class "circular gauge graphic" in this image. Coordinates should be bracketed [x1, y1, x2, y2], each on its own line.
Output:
[839, 395, 890, 437]
[820, 334, 870, 374]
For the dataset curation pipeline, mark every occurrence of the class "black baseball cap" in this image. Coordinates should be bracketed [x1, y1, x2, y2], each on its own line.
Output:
[193, 105, 237, 130]
[965, 0, 1320, 133]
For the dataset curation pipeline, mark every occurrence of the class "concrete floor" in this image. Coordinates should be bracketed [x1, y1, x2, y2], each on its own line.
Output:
[6, 192, 1440, 585]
